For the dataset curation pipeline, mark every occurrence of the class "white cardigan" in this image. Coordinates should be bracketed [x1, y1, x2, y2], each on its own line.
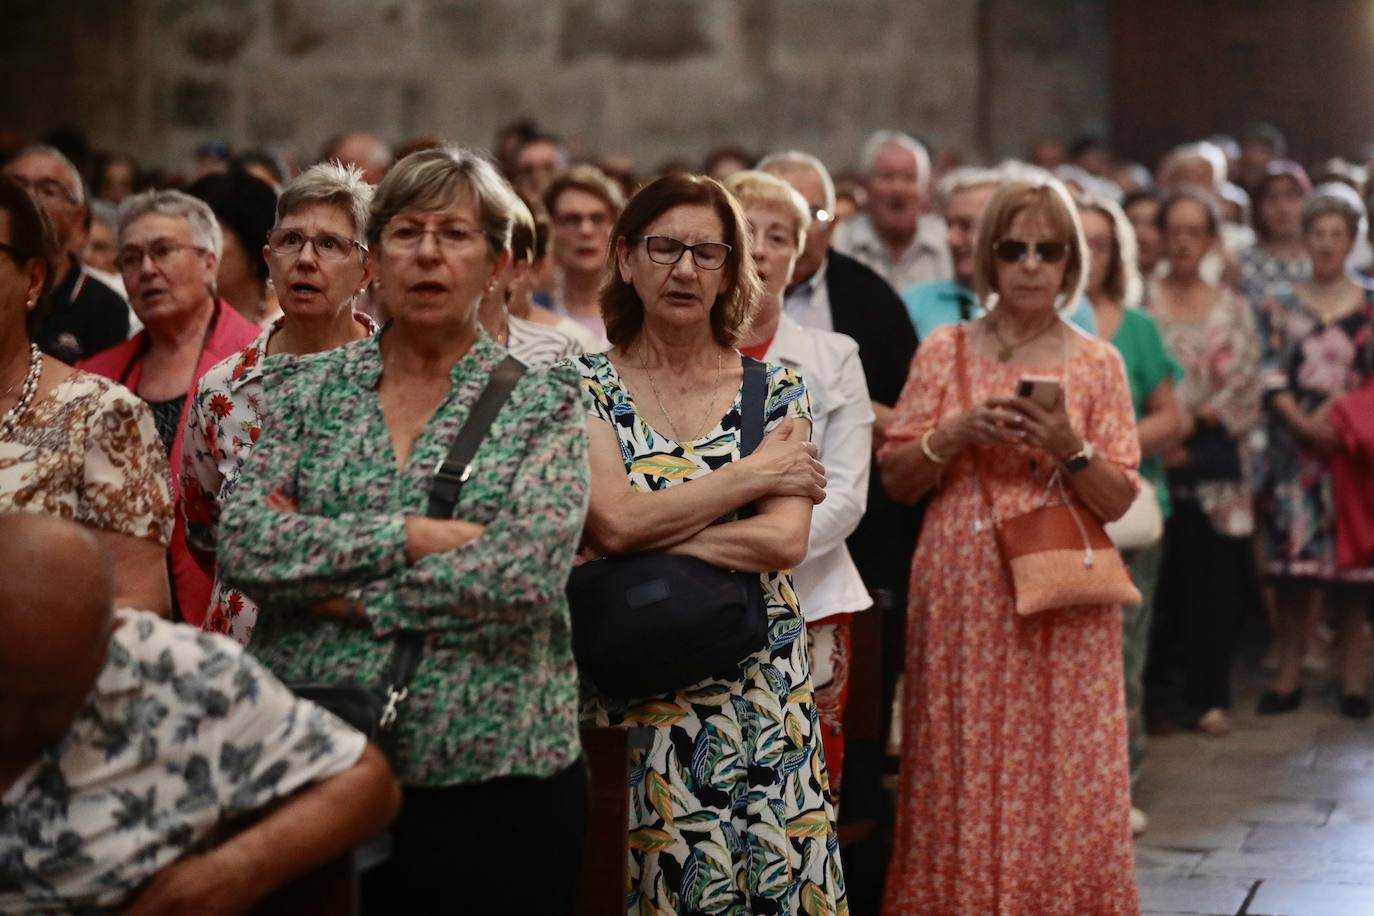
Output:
[763, 314, 875, 621]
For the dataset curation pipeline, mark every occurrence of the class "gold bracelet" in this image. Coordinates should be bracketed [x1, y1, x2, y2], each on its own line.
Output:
[921, 428, 948, 465]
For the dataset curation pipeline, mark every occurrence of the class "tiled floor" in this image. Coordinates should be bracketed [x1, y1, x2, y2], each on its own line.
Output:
[1134, 670, 1374, 916]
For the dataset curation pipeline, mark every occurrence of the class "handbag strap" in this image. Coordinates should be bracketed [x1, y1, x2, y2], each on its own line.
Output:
[425, 354, 527, 519]
[740, 355, 766, 458]
[954, 324, 1000, 527]
[381, 353, 527, 723]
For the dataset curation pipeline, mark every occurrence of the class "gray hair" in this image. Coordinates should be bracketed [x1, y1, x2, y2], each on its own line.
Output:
[88, 199, 118, 230]
[9, 144, 85, 205]
[757, 150, 836, 214]
[277, 161, 374, 244]
[117, 189, 223, 260]
[1302, 182, 1367, 238]
[859, 130, 932, 193]
[1164, 142, 1228, 189]
[367, 146, 516, 253]
[937, 165, 1003, 201]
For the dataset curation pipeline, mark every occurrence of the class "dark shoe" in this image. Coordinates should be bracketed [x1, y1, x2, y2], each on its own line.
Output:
[1341, 694, 1372, 719]
[1257, 687, 1303, 715]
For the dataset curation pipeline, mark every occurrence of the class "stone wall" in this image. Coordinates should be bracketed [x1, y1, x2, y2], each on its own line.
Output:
[0, 0, 1110, 176]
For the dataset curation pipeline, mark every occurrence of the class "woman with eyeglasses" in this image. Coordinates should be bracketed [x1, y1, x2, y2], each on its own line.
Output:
[0, 176, 173, 614]
[1143, 188, 1261, 739]
[573, 173, 843, 914]
[879, 177, 1141, 913]
[538, 165, 624, 349]
[79, 189, 260, 624]
[217, 147, 591, 914]
[180, 162, 379, 645]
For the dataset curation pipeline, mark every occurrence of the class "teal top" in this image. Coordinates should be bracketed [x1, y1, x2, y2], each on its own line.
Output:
[901, 280, 1099, 341]
[1108, 307, 1184, 518]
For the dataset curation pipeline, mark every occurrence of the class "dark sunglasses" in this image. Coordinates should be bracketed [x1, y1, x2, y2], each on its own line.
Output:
[993, 239, 1069, 264]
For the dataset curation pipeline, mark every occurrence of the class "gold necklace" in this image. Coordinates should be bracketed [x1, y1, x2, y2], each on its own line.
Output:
[640, 347, 724, 442]
[987, 311, 1061, 362]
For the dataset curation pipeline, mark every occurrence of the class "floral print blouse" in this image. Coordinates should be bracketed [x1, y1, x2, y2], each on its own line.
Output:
[1147, 285, 1263, 536]
[217, 332, 590, 787]
[0, 610, 364, 913]
[181, 313, 378, 646]
[0, 371, 171, 545]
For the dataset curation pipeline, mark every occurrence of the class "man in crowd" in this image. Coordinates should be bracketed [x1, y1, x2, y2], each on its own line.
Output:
[832, 129, 951, 293]
[0, 513, 400, 913]
[4, 145, 130, 363]
[320, 130, 392, 184]
[902, 165, 1100, 339]
[512, 132, 569, 204]
[761, 149, 922, 913]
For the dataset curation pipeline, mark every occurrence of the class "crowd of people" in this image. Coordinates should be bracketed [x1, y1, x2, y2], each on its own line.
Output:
[1, 115, 1372, 915]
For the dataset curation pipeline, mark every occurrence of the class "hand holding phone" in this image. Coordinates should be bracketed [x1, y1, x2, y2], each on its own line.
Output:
[1016, 375, 1061, 411]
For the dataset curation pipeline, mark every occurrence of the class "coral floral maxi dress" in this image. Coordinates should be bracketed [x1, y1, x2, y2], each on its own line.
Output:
[881, 323, 1141, 915]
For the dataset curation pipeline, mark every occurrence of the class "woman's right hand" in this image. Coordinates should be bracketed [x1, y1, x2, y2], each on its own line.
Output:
[404, 516, 486, 564]
[743, 419, 827, 503]
[934, 401, 1027, 454]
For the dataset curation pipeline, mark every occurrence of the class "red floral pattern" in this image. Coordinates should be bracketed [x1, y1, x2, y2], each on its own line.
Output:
[880, 324, 1141, 915]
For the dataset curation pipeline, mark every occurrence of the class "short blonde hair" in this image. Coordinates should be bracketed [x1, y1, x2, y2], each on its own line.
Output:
[972, 177, 1087, 311]
[366, 146, 517, 254]
[723, 170, 811, 252]
[602, 173, 761, 349]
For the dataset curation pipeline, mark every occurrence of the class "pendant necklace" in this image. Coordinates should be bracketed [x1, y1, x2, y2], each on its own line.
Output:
[987, 312, 1061, 362]
[641, 347, 724, 442]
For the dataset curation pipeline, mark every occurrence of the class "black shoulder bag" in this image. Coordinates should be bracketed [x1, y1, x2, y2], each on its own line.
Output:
[289, 355, 526, 758]
[568, 356, 769, 698]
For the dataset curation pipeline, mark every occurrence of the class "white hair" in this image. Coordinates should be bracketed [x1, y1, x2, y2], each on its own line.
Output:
[756, 150, 836, 214]
[859, 130, 932, 193]
[9, 144, 85, 205]
[117, 189, 224, 260]
[1165, 142, 1228, 188]
[937, 166, 1004, 200]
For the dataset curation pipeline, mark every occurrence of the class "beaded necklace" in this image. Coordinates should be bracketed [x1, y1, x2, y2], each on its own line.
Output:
[0, 344, 42, 437]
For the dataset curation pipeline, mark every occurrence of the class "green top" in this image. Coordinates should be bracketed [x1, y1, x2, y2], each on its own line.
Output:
[219, 332, 590, 787]
[1109, 307, 1184, 518]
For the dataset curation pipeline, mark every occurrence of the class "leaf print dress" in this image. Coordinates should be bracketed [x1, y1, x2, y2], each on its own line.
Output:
[574, 353, 847, 916]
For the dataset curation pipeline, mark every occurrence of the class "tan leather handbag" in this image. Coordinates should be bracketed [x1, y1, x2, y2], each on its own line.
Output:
[955, 324, 1141, 616]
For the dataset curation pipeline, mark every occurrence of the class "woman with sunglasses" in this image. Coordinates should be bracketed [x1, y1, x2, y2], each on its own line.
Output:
[79, 189, 261, 624]
[181, 162, 379, 645]
[880, 177, 1141, 913]
[1143, 188, 1261, 739]
[573, 173, 844, 914]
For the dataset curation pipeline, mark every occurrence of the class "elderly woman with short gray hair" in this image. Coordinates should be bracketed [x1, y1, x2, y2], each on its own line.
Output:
[80, 189, 261, 622]
[218, 147, 591, 912]
[181, 161, 380, 643]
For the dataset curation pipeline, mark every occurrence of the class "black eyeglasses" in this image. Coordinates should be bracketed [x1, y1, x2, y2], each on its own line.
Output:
[267, 228, 367, 260]
[0, 241, 21, 261]
[993, 239, 1069, 264]
[632, 235, 731, 270]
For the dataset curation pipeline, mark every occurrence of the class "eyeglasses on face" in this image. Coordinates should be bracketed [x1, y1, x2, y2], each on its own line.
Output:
[8, 175, 78, 206]
[809, 206, 835, 226]
[115, 240, 207, 275]
[0, 241, 23, 263]
[381, 221, 491, 253]
[553, 211, 611, 231]
[993, 239, 1069, 264]
[267, 228, 367, 260]
[632, 235, 731, 270]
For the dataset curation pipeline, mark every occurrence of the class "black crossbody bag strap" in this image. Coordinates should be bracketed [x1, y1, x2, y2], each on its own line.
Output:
[737, 356, 766, 519]
[380, 354, 528, 714]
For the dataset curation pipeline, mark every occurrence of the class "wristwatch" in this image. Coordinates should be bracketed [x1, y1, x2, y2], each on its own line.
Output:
[1062, 440, 1094, 473]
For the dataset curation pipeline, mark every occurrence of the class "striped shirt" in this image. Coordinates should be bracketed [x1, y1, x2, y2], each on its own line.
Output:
[508, 315, 586, 367]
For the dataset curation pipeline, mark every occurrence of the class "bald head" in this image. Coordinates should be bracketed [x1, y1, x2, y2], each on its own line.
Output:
[0, 513, 115, 759]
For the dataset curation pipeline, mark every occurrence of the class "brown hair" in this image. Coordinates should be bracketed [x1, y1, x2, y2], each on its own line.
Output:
[972, 177, 1087, 311]
[601, 173, 761, 348]
[0, 175, 62, 338]
[542, 164, 625, 220]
